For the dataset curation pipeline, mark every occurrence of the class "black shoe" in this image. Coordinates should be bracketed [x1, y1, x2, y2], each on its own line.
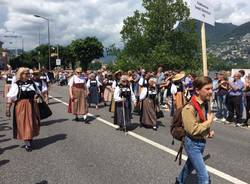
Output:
[242, 123, 248, 127]
[175, 178, 180, 184]
[25, 146, 32, 152]
[74, 117, 79, 121]
[84, 118, 90, 124]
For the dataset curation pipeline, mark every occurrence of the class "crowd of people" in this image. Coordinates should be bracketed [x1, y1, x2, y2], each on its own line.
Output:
[1, 66, 249, 144]
[49, 66, 250, 128]
[1, 65, 249, 184]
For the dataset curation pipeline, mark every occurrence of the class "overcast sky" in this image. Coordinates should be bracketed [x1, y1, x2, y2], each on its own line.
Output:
[0, 0, 249, 51]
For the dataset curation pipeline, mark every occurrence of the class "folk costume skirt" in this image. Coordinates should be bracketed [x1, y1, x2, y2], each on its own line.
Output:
[114, 100, 132, 128]
[109, 95, 116, 113]
[13, 99, 40, 140]
[140, 98, 157, 127]
[69, 86, 88, 115]
[104, 86, 113, 102]
[88, 86, 99, 105]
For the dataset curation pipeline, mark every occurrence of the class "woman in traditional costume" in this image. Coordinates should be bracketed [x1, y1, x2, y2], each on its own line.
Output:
[6, 67, 40, 152]
[32, 70, 48, 98]
[171, 73, 185, 111]
[87, 73, 101, 109]
[40, 68, 50, 104]
[114, 75, 137, 131]
[68, 68, 88, 122]
[140, 78, 158, 131]
[103, 72, 113, 106]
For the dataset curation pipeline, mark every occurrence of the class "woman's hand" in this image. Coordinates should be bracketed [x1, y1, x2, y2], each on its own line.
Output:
[208, 130, 215, 138]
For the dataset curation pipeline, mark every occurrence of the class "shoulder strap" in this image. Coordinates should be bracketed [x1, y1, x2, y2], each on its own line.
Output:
[191, 96, 206, 122]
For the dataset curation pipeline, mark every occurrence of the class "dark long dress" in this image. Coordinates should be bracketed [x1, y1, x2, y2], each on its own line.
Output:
[88, 80, 99, 105]
[140, 87, 157, 127]
[114, 85, 132, 128]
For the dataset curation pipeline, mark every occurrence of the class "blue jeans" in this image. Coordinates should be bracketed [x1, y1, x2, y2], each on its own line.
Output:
[216, 95, 228, 119]
[177, 136, 210, 184]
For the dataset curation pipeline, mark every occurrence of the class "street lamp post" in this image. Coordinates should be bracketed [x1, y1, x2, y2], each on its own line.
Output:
[34, 14, 51, 70]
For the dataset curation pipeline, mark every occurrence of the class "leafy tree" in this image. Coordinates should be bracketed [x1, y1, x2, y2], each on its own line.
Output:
[56, 45, 76, 69]
[69, 37, 104, 70]
[106, 44, 121, 58]
[119, 0, 199, 71]
[89, 61, 102, 70]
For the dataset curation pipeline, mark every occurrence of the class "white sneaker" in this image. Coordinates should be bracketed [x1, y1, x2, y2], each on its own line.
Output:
[221, 118, 226, 122]
[235, 123, 242, 127]
[161, 105, 167, 109]
[214, 117, 218, 121]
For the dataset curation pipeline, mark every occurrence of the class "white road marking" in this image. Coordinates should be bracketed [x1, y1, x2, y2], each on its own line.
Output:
[49, 95, 248, 184]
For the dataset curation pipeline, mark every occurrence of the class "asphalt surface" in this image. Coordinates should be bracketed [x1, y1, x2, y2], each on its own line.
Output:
[0, 82, 249, 184]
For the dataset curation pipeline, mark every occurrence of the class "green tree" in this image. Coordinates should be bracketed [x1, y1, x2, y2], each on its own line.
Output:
[89, 61, 102, 70]
[69, 37, 104, 70]
[119, 0, 199, 71]
[56, 45, 76, 69]
[106, 44, 121, 58]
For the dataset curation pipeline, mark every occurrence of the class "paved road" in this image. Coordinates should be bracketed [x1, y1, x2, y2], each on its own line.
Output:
[0, 82, 249, 184]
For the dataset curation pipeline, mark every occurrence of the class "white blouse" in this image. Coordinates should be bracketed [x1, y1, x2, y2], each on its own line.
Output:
[138, 77, 147, 86]
[34, 80, 48, 93]
[68, 75, 86, 87]
[114, 85, 136, 102]
[11, 76, 17, 85]
[7, 82, 41, 102]
[86, 79, 101, 88]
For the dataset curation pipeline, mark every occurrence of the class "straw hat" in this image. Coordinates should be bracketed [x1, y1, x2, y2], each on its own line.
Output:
[148, 77, 157, 84]
[172, 73, 185, 82]
[115, 70, 122, 75]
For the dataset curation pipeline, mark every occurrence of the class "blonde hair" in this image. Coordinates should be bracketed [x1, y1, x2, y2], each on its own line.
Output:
[16, 67, 29, 80]
[75, 67, 82, 73]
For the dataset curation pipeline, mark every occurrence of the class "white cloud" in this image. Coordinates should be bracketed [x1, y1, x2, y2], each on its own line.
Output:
[0, 0, 250, 50]
[1, 0, 142, 50]
[210, 0, 250, 25]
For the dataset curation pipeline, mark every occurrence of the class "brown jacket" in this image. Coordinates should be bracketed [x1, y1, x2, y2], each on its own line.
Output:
[182, 96, 211, 140]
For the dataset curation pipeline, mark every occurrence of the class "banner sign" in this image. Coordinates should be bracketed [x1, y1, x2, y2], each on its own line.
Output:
[188, 0, 215, 26]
